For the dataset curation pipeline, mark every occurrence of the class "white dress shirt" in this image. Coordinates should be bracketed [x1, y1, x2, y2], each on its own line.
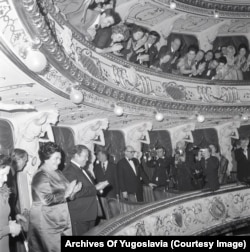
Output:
[126, 157, 137, 175]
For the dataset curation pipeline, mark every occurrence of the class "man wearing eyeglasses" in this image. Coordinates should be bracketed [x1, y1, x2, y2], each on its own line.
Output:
[117, 146, 155, 202]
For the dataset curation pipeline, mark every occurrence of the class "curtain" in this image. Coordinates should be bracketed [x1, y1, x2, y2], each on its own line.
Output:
[0, 119, 14, 155]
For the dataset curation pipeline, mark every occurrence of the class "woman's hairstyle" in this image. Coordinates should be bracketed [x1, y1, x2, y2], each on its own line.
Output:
[11, 148, 28, 171]
[0, 154, 11, 169]
[38, 142, 61, 163]
[112, 23, 130, 41]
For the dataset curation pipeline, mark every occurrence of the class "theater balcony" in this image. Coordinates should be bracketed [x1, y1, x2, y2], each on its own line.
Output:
[87, 184, 250, 236]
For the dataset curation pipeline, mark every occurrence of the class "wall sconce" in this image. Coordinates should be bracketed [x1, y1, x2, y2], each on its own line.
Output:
[241, 114, 249, 122]
[70, 87, 84, 104]
[155, 111, 164, 122]
[169, 0, 177, 10]
[113, 104, 124, 116]
[213, 9, 220, 18]
[196, 114, 205, 123]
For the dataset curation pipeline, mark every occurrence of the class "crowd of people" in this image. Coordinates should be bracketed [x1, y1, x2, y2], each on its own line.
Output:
[1, 136, 250, 251]
[58, 0, 250, 80]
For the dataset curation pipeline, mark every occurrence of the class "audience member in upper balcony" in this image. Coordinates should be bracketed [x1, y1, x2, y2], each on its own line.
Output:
[214, 49, 222, 60]
[203, 50, 214, 70]
[213, 56, 229, 80]
[176, 45, 197, 76]
[94, 23, 130, 55]
[242, 54, 250, 80]
[158, 37, 181, 70]
[234, 44, 248, 80]
[191, 50, 206, 77]
[124, 25, 149, 64]
[150, 51, 173, 73]
[136, 31, 160, 67]
[225, 45, 238, 80]
[67, 6, 120, 41]
[201, 59, 219, 80]
[221, 45, 228, 57]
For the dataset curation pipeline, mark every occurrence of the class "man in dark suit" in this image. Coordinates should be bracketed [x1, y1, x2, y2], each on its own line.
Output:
[199, 148, 220, 191]
[63, 145, 108, 235]
[235, 137, 250, 182]
[117, 146, 155, 202]
[158, 37, 181, 70]
[93, 150, 118, 199]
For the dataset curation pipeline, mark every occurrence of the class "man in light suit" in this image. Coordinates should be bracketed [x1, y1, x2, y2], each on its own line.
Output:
[63, 145, 108, 235]
[235, 137, 250, 183]
[117, 146, 155, 202]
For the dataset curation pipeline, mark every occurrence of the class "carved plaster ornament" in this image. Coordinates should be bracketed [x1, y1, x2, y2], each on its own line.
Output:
[197, 20, 231, 52]
[72, 118, 109, 174]
[121, 121, 152, 160]
[0, 103, 35, 111]
[215, 120, 240, 175]
[167, 123, 195, 155]
[12, 110, 59, 208]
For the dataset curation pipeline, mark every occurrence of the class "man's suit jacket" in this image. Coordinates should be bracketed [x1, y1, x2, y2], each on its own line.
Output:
[117, 157, 149, 202]
[62, 162, 97, 222]
[200, 156, 219, 190]
[93, 161, 118, 198]
[147, 157, 171, 187]
[235, 148, 250, 182]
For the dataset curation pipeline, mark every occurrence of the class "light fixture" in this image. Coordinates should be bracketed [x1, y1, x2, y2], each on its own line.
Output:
[196, 114, 205, 123]
[213, 9, 219, 18]
[70, 87, 84, 104]
[113, 104, 124, 116]
[155, 111, 164, 122]
[169, 0, 177, 10]
[241, 114, 249, 122]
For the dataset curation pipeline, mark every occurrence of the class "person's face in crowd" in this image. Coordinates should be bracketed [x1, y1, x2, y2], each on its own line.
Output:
[97, 152, 107, 163]
[161, 54, 171, 63]
[133, 30, 144, 41]
[210, 60, 219, 69]
[208, 145, 217, 155]
[187, 50, 196, 61]
[239, 47, 247, 57]
[111, 33, 124, 43]
[227, 46, 235, 57]
[214, 51, 221, 59]
[45, 152, 61, 171]
[0, 165, 10, 188]
[195, 51, 204, 62]
[148, 35, 157, 45]
[125, 147, 136, 159]
[217, 62, 226, 72]
[221, 47, 227, 56]
[156, 148, 165, 158]
[100, 15, 115, 28]
[171, 39, 181, 52]
[241, 139, 249, 149]
[16, 154, 28, 172]
[202, 149, 210, 159]
[76, 150, 89, 167]
[205, 51, 213, 61]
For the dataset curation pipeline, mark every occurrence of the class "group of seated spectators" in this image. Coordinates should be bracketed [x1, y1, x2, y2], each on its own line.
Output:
[58, 0, 250, 81]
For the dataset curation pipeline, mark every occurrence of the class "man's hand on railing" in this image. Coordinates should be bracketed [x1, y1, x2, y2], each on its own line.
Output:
[148, 183, 157, 189]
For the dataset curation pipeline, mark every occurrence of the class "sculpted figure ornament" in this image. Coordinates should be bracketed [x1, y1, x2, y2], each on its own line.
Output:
[13, 110, 59, 207]
[75, 118, 109, 173]
[122, 122, 152, 160]
[168, 123, 195, 156]
[216, 121, 240, 175]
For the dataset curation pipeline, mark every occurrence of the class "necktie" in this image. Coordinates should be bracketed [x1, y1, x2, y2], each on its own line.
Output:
[102, 163, 106, 174]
